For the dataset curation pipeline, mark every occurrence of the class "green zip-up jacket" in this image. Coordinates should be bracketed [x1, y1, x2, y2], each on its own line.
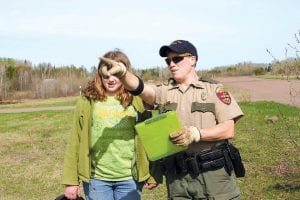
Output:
[62, 96, 155, 185]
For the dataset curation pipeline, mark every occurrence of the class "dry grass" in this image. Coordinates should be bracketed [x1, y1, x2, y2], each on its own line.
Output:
[225, 85, 252, 102]
[0, 96, 78, 109]
[0, 100, 299, 199]
[0, 110, 72, 200]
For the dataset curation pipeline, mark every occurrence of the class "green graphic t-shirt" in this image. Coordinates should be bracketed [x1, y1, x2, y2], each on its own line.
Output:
[91, 96, 137, 181]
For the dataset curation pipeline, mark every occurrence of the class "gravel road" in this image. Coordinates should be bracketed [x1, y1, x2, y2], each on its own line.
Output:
[216, 76, 300, 107]
[0, 76, 299, 113]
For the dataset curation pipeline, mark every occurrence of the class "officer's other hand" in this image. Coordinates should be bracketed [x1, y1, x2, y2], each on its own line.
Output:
[144, 182, 158, 190]
[169, 126, 201, 146]
[64, 185, 80, 200]
[99, 57, 127, 78]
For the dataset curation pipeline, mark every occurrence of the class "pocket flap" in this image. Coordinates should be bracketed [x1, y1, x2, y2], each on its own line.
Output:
[191, 102, 215, 114]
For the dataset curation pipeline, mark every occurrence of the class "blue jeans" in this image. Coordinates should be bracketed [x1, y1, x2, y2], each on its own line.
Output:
[83, 179, 143, 200]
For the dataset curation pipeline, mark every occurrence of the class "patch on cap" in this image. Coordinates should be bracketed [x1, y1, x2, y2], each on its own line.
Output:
[170, 40, 184, 45]
[159, 40, 198, 59]
[216, 86, 231, 105]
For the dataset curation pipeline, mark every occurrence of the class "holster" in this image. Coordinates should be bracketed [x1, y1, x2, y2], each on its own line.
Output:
[185, 155, 200, 174]
[159, 155, 176, 174]
[225, 142, 246, 177]
[175, 153, 188, 174]
[223, 149, 233, 176]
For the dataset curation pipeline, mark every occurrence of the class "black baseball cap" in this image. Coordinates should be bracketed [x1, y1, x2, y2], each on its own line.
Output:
[159, 40, 198, 60]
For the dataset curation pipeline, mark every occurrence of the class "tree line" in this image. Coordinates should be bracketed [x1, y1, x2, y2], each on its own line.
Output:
[0, 56, 299, 102]
[0, 58, 89, 101]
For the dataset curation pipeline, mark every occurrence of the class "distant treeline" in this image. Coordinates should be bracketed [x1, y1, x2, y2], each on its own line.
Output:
[0, 58, 89, 100]
[0, 57, 299, 101]
[201, 58, 300, 78]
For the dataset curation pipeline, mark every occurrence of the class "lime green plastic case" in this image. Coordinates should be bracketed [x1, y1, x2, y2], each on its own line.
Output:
[135, 111, 187, 161]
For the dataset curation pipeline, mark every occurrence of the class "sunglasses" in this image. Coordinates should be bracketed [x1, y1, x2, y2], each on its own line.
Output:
[165, 53, 192, 65]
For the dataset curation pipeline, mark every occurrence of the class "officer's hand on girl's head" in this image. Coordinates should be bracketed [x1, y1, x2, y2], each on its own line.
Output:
[100, 57, 127, 78]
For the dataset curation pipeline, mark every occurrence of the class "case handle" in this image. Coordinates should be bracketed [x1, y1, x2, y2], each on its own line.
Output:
[144, 113, 167, 124]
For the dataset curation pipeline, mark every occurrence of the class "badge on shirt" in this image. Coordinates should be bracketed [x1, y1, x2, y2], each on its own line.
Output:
[201, 92, 207, 101]
[216, 86, 231, 105]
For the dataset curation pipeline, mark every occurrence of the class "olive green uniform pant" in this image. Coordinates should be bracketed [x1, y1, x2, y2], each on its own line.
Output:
[165, 167, 240, 200]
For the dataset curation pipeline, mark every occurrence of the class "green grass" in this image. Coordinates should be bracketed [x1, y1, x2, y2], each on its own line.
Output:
[0, 100, 299, 199]
[235, 101, 300, 200]
[0, 110, 73, 200]
[0, 96, 78, 109]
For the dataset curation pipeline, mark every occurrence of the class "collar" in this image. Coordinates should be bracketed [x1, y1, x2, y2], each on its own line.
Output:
[191, 79, 205, 89]
[167, 77, 205, 91]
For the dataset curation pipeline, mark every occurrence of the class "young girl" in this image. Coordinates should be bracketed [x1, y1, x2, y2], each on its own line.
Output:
[62, 50, 156, 200]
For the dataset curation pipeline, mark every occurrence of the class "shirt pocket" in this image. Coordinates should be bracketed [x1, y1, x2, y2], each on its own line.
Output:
[191, 102, 215, 115]
[158, 102, 178, 114]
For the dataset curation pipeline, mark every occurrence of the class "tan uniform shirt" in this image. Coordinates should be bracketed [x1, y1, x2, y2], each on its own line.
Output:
[154, 78, 244, 152]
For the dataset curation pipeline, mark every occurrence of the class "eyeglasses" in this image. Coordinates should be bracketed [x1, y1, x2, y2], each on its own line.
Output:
[165, 53, 192, 65]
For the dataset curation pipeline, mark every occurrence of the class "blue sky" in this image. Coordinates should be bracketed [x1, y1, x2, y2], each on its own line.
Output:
[0, 0, 299, 70]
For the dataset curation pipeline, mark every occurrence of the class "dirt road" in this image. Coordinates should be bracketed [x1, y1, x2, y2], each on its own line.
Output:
[216, 76, 300, 107]
[0, 76, 299, 113]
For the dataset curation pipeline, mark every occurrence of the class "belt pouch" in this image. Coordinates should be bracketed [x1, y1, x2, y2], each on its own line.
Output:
[228, 144, 246, 177]
[175, 153, 187, 174]
[186, 156, 200, 174]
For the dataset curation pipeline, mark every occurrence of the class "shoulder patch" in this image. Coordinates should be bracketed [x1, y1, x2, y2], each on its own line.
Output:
[216, 86, 231, 105]
[199, 77, 219, 84]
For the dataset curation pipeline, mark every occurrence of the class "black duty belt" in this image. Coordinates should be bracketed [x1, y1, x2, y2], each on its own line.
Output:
[158, 141, 245, 177]
[159, 144, 231, 175]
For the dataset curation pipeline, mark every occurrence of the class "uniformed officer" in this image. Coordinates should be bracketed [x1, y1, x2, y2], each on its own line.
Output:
[100, 40, 244, 199]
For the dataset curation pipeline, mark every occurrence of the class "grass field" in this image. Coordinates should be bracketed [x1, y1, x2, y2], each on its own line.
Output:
[0, 98, 299, 200]
[0, 96, 78, 109]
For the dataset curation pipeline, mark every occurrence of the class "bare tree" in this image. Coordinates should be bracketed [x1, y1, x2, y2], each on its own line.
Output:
[0, 64, 5, 100]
